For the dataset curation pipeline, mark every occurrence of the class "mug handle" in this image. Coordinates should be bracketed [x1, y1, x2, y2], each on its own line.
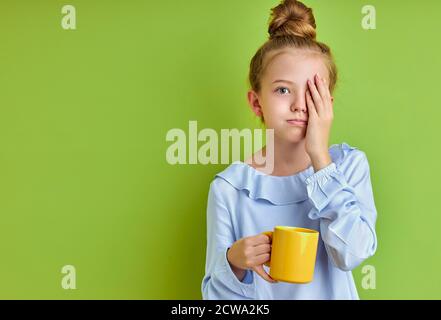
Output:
[261, 231, 273, 267]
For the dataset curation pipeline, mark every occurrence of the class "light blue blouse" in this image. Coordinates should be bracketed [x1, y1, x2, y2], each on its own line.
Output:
[201, 142, 378, 300]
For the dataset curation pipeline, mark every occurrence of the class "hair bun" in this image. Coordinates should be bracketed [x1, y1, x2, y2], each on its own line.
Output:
[268, 0, 317, 40]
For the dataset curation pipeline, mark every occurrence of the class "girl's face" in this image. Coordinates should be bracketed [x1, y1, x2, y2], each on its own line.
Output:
[248, 48, 330, 143]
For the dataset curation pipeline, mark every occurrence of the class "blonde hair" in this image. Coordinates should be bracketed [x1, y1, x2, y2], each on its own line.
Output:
[249, 0, 338, 97]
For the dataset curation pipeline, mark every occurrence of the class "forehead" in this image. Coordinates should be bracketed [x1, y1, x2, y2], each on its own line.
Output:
[262, 49, 329, 83]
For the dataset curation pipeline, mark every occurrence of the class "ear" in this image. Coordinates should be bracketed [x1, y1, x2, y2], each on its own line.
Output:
[247, 90, 263, 117]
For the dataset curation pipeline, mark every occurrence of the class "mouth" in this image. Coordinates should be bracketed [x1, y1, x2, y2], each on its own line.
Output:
[286, 119, 307, 126]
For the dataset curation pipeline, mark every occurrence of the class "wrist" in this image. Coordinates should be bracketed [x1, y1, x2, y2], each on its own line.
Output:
[310, 151, 332, 172]
[227, 248, 246, 272]
[227, 248, 247, 281]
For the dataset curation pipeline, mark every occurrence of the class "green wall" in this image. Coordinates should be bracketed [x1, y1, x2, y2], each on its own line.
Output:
[0, 0, 440, 299]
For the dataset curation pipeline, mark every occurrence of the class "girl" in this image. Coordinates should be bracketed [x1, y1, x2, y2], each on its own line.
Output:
[201, 0, 378, 300]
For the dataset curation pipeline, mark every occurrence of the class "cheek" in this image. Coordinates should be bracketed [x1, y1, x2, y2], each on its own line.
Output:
[262, 101, 282, 118]
[262, 110, 285, 129]
[260, 93, 291, 118]
[265, 94, 290, 110]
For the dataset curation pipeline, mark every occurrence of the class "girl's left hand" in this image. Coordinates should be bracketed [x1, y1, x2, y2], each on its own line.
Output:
[305, 73, 334, 158]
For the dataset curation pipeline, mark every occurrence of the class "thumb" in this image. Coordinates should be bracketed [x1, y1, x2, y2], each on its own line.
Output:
[252, 265, 277, 283]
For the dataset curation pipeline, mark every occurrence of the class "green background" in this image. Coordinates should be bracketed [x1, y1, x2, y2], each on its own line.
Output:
[0, 0, 440, 299]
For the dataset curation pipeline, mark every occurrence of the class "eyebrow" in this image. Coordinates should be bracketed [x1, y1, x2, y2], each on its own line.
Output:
[272, 79, 298, 85]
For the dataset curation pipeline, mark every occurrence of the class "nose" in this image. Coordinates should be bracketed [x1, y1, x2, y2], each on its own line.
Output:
[290, 92, 308, 114]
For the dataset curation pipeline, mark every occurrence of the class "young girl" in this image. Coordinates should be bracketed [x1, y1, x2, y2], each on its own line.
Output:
[201, 0, 378, 300]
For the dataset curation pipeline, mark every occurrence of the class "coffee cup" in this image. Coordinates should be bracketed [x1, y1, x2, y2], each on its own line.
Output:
[261, 226, 319, 284]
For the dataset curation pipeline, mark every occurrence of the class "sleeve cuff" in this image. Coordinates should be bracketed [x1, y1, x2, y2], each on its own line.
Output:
[304, 162, 347, 212]
[212, 248, 255, 297]
[242, 268, 254, 284]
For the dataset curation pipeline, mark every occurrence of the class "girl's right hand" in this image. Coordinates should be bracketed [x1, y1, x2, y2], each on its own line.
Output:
[226, 233, 277, 283]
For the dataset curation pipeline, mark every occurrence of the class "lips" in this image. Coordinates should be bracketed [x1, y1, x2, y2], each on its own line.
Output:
[287, 119, 307, 126]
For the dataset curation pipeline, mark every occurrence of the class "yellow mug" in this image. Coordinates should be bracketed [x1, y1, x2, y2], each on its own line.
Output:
[261, 226, 319, 284]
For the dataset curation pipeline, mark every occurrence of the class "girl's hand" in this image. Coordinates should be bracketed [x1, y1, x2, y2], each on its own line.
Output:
[305, 74, 334, 159]
[227, 234, 277, 283]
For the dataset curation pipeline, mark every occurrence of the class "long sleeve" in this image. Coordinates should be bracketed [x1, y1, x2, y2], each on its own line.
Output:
[201, 180, 256, 300]
[304, 150, 378, 272]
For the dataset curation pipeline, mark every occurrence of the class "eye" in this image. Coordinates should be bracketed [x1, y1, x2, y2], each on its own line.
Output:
[275, 87, 291, 95]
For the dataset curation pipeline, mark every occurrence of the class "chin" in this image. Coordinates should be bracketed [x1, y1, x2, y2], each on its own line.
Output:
[281, 131, 305, 143]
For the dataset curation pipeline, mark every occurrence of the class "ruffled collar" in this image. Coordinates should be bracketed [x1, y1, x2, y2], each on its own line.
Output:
[215, 142, 357, 205]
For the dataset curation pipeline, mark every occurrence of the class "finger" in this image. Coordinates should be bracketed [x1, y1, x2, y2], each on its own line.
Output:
[305, 88, 317, 117]
[251, 234, 271, 246]
[315, 74, 331, 102]
[253, 252, 271, 265]
[307, 78, 324, 114]
[317, 75, 333, 114]
[323, 77, 332, 96]
[253, 243, 271, 255]
[252, 265, 277, 283]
